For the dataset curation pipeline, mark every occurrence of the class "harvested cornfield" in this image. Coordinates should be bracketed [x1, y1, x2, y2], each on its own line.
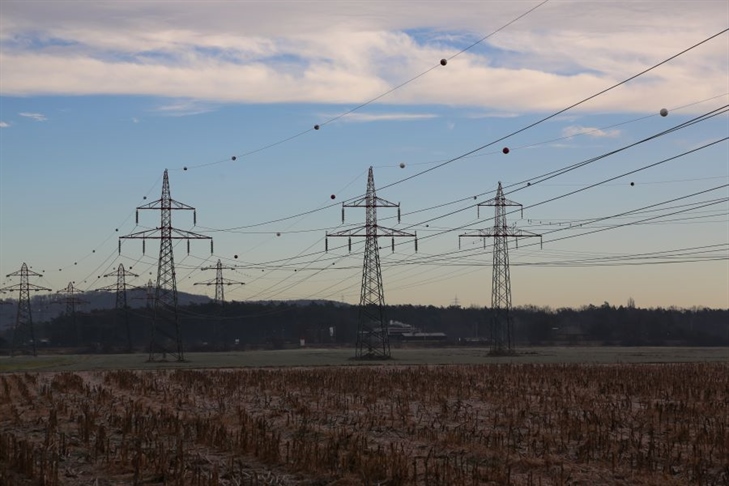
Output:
[1, 363, 728, 485]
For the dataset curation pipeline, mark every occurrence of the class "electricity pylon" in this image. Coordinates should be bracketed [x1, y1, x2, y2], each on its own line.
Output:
[194, 259, 243, 349]
[459, 181, 541, 354]
[326, 166, 416, 359]
[96, 264, 138, 353]
[55, 282, 89, 347]
[194, 260, 243, 305]
[0, 263, 50, 356]
[132, 279, 155, 308]
[119, 169, 213, 362]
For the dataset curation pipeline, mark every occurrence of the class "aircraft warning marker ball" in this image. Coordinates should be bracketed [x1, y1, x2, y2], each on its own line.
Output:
[314, 124, 320, 130]
[183, 166, 188, 171]
[630, 182, 635, 186]
[660, 108, 668, 117]
[399, 162, 406, 168]
[231, 156, 237, 161]
[440, 59, 447, 66]
[234, 255, 238, 259]
[502, 147, 510, 154]
[276, 232, 281, 237]
[330, 194, 336, 200]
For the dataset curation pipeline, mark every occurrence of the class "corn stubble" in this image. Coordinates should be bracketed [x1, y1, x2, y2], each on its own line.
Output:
[0, 363, 727, 485]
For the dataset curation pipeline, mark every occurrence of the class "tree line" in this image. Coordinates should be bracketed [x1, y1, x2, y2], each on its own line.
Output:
[1, 299, 727, 354]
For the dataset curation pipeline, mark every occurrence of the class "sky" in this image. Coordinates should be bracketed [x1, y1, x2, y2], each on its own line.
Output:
[1, 0, 728, 312]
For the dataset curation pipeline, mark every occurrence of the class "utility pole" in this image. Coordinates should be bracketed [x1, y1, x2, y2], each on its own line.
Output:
[0, 263, 50, 356]
[119, 169, 213, 362]
[96, 263, 138, 353]
[54, 282, 89, 348]
[326, 166, 416, 359]
[194, 259, 243, 349]
[460, 181, 541, 355]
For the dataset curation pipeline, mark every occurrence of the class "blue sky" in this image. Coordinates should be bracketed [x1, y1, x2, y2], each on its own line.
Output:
[1, 0, 727, 310]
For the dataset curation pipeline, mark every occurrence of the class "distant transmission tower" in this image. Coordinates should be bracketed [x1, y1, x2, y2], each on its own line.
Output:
[460, 181, 541, 354]
[96, 264, 138, 353]
[194, 259, 243, 349]
[55, 282, 89, 347]
[0, 263, 50, 356]
[194, 259, 243, 305]
[140, 279, 155, 308]
[326, 166, 416, 359]
[120, 169, 213, 362]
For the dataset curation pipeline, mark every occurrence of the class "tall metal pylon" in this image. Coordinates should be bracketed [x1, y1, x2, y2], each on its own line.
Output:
[0, 263, 50, 356]
[194, 259, 243, 305]
[132, 279, 155, 308]
[194, 259, 243, 348]
[326, 166, 416, 359]
[119, 169, 213, 362]
[55, 282, 89, 347]
[460, 182, 541, 354]
[96, 264, 138, 353]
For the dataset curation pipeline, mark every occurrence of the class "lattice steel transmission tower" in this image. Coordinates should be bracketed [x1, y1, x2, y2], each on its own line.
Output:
[132, 279, 155, 308]
[119, 169, 213, 362]
[326, 166, 416, 359]
[194, 260, 242, 305]
[0, 263, 50, 356]
[194, 259, 243, 349]
[55, 282, 89, 347]
[460, 182, 541, 354]
[96, 264, 138, 353]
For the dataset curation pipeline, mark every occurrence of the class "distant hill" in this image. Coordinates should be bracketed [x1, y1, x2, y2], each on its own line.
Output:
[0, 294, 350, 330]
[0, 290, 211, 330]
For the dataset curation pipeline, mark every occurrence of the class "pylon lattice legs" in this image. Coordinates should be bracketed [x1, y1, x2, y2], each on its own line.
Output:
[12, 269, 36, 356]
[356, 232, 390, 359]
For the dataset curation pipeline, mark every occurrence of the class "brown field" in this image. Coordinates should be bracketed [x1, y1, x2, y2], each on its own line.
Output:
[1, 353, 728, 485]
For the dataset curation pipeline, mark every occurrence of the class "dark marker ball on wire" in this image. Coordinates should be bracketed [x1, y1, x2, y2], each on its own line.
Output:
[440, 59, 447, 66]
[660, 108, 668, 117]
[231, 156, 237, 161]
[314, 124, 320, 130]
[234, 255, 238, 259]
[502, 147, 510, 154]
[630, 182, 635, 186]
[330, 194, 336, 200]
[183, 166, 188, 171]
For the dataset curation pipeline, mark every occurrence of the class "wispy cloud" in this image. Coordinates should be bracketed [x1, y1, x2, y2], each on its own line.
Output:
[18, 112, 47, 121]
[465, 112, 520, 119]
[0, 121, 9, 128]
[333, 112, 438, 123]
[0, 2, 725, 113]
[562, 125, 621, 139]
[153, 100, 213, 117]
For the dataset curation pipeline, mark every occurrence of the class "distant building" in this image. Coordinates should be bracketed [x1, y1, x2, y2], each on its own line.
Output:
[387, 320, 447, 341]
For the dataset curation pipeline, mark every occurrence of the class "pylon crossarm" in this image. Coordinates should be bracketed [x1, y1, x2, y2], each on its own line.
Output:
[0, 284, 51, 292]
[120, 228, 212, 240]
[343, 195, 399, 209]
[136, 198, 195, 211]
[119, 228, 161, 240]
[6, 268, 43, 278]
